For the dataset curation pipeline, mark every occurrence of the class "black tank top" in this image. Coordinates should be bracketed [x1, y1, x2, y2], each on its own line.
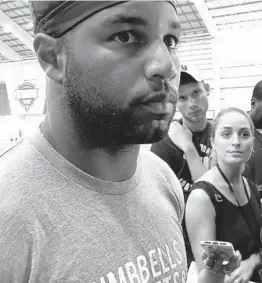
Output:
[193, 180, 262, 282]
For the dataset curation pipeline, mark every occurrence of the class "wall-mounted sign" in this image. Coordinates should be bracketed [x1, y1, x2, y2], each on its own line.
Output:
[15, 82, 38, 112]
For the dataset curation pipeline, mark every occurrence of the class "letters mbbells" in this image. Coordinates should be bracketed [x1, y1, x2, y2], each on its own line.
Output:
[92, 240, 187, 283]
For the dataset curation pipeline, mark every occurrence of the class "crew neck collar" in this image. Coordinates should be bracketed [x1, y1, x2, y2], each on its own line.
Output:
[29, 128, 142, 195]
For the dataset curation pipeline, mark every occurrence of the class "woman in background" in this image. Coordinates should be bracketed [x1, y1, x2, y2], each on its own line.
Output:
[186, 107, 262, 283]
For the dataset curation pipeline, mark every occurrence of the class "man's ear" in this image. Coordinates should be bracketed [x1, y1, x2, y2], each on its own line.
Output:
[204, 82, 210, 96]
[33, 33, 65, 84]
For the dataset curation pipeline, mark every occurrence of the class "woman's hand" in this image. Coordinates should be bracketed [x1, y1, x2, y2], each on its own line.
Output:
[225, 259, 254, 283]
[202, 249, 242, 275]
[225, 255, 258, 283]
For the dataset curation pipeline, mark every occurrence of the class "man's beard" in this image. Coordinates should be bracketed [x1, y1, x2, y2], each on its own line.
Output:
[252, 116, 262, 130]
[61, 55, 171, 147]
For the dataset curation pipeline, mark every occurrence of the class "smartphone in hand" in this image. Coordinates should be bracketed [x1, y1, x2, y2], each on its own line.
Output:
[201, 241, 236, 264]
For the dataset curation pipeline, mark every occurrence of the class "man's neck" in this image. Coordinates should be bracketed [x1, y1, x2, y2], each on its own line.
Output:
[41, 117, 140, 182]
[182, 117, 207, 133]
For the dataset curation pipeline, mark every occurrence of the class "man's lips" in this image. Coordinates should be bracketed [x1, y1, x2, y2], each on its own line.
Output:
[189, 110, 202, 115]
[141, 93, 177, 105]
[139, 93, 177, 116]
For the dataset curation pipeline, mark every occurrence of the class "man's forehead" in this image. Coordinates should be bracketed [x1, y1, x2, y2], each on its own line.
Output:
[101, 6, 180, 30]
[30, 1, 178, 38]
[87, 1, 180, 29]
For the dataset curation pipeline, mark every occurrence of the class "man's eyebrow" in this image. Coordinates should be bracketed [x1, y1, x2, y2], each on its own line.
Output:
[108, 15, 147, 26]
[106, 14, 181, 32]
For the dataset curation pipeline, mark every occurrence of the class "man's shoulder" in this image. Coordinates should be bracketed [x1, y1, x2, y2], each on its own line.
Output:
[0, 137, 46, 195]
[141, 148, 174, 170]
[0, 192, 34, 234]
[0, 139, 28, 175]
[141, 149, 180, 181]
[140, 148, 185, 221]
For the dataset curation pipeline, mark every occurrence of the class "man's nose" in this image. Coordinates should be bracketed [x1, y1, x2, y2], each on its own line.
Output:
[144, 41, 179, 83]
[189, 97, 198, 109]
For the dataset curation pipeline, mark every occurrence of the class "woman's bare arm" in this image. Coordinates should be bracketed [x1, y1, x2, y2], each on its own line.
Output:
[186, 188, 225, 283]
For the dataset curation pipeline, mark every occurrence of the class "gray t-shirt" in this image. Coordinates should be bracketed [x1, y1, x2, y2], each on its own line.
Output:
[0, 131, 187, 283]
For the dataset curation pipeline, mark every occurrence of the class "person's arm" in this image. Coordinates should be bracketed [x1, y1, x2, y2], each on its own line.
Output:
[225, 252, 260, 283]
[168, 122, 207, 181]
[183, 144, 207, 181]
[246, 253, 261, 271]
[185, 188, 225, 283]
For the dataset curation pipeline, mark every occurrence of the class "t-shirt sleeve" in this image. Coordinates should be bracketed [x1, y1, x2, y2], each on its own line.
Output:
[170, 171, 185, 223]
[144, 150, 185, 223]
[157, 156, 185, 223]
[0, 207, 35, 282]
[151, 138, 182, 175]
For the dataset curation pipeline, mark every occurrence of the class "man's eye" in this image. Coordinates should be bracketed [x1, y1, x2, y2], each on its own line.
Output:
[163, 35, 178, 49]
[179, 96, 186, 101]
[113, 31, 140, 44]
[193, 90, 200, 96]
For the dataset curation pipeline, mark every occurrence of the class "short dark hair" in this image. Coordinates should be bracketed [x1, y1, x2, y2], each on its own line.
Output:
[180, 72, 198, 86]
[252, 81, 262, 100]
[179, 72, 205, 93]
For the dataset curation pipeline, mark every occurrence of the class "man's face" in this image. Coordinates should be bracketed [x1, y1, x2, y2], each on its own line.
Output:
[177, 81, 208, 124]
[61, 1, 181, 146]
[250, 98, 262, 129]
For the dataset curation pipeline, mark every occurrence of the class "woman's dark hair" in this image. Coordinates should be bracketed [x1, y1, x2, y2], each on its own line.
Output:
[211, 107, 255, 138]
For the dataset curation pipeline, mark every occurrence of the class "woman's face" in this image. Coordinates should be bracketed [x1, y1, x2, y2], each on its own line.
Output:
[212, 112, 254, 165]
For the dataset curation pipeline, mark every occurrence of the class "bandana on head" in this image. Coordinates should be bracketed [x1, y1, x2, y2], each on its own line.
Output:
[29, 1, 177, 38]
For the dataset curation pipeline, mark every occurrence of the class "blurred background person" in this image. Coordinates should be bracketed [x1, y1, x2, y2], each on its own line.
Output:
[244, 80, 262, 194]
[186, 107, 262, 283]
[151, 66, 212, 267]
